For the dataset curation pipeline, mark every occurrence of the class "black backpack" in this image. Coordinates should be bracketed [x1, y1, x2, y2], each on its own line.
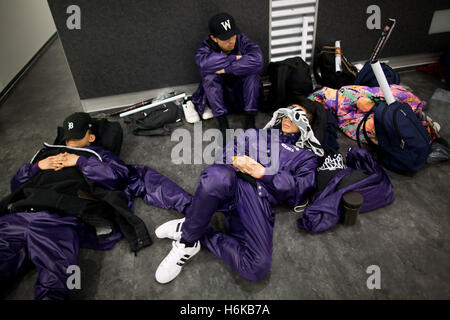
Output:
[54, 118, 123, 156]
[265, 57, 313, 112]
[132, 102, 184, 136]
[314, 45, 358, 89]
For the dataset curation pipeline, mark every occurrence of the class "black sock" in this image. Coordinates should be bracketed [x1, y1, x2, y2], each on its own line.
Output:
[217, 115, 229, 146]
[180, 237, 196, 247]
[244, 112, 256, 129]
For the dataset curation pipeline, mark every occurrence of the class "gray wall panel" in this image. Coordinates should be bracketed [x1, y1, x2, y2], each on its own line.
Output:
[48, 0, 269, 99]
[315, 0, 450, 61]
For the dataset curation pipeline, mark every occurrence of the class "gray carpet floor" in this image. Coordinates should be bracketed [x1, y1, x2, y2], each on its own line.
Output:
[1, 38, 449, 300]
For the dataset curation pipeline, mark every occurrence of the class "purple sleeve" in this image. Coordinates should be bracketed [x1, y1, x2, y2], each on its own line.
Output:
[10, 163, 41, 192]
[195, 40, 237, 76]
[260, 151, 317, 206]
[224, 34, 263, 76]
[76, 151, 130, 190]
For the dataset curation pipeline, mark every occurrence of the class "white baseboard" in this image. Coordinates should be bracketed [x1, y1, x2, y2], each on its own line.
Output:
[81, 83, 199, 113]
[353, 52, 442, 70]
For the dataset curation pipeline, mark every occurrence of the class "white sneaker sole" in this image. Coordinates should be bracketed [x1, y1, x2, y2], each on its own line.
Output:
[155, 218, 185, 240]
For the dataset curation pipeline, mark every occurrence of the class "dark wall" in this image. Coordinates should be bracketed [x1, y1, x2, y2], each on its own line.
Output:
[316, 0, 450, 61]
[48, 0, 269, 100]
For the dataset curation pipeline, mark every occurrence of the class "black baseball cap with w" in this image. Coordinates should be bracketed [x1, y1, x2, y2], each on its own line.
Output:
[209, 12, 240, 40]
[62, 112, 93, 141]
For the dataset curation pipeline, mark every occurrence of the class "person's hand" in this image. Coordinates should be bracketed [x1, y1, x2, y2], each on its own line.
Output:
[215, 69, 225, 74]
[37, 153, 80, 171]
[232, 156, 265, 179]
[236, 55, 242, 60]
[55, 152, 80, 171]
[37, 156, 60, 171]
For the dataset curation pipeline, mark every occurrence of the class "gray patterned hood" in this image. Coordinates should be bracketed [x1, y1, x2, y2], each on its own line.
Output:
[263, 106, 324, 157]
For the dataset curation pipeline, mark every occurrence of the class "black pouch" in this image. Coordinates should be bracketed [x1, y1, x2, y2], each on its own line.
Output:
[133, 102, 184, 136]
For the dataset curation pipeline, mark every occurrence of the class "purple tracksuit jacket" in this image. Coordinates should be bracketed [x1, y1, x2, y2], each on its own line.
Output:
[0, 145, 191, 300]
[298, 147, 395, 233]
[191, 34, 264, 117]
[181, 129, 317, 281]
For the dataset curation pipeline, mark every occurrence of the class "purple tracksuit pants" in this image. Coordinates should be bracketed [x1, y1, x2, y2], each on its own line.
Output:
[182, 164, 274, 282]
[194, 73, 261, 117]
[0, 211, 80, 300]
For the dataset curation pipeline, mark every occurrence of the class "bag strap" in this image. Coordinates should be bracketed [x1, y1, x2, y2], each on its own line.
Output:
[341, 55, 358, 77]
[319, 46, 338, 54]
[133, 127, 172, 136]
[132, 121, 183, 137]
[356, 107, 376, 148]
[319, 46, 358, 77]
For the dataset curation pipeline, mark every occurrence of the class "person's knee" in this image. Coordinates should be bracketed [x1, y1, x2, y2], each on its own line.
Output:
[240, 256, 272, 282]
[203, 73, 223, 85]
[200, 165, 236, 196]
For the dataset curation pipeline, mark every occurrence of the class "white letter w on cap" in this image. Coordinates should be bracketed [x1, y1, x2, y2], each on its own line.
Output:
[221, 20, 231, 31]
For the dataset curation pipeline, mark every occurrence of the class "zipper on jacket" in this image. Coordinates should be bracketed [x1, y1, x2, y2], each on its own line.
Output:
[30, 143, 104, 163]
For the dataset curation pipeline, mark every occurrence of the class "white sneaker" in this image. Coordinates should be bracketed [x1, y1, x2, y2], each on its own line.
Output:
[155, 218, 185, 241]
[183, 101, 200, 123]
[155, 239, 201, 284]
[201, 106, 214, 120]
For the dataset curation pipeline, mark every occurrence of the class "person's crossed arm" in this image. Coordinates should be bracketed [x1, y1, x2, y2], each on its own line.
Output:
[215, 55, 242, 74]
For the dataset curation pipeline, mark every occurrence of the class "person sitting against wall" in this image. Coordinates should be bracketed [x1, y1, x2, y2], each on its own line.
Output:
[0, 112, 192, 300]
[154, 103, 323, 284]
[184, 12, 264, 143]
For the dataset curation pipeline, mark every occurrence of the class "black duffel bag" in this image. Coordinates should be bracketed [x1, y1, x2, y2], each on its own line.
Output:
[314, 45, 358, 89]
[133, 102, 184, 136]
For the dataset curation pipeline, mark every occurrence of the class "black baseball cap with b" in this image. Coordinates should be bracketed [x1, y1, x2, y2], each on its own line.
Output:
[62, 112, 93, 141]
[209, 12, 240, 40]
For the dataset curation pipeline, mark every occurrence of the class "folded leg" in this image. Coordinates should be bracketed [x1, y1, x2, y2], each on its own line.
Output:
[241, 73, 261, 113]
[200, 179, 274, 281]
[202, 74, 228, 117]
[181, 164, 275, 281]
[182, 164, 237, 241]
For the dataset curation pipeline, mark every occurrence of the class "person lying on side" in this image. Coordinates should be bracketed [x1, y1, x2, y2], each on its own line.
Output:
[0, 112, 191, 300]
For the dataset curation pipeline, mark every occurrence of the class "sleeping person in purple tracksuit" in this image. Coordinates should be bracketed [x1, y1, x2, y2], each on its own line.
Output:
[188, 13, 264, 140]
[154, 104, 322, 284]
[0, 112, 192, 300]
